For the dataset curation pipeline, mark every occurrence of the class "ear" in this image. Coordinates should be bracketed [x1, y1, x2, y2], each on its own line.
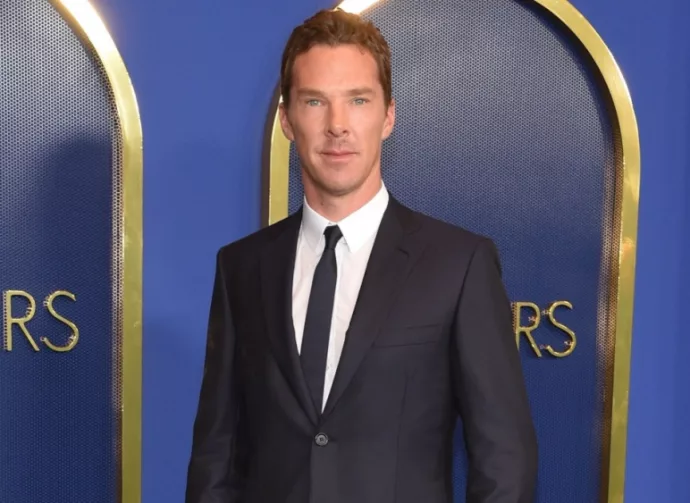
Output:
[278, 102, 295, 141]
[381, 98, 396, 140]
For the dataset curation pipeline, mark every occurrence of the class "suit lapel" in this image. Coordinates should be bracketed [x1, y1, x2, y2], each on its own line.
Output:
[259, 209, 319, 425]
[322, 199, 424, 419]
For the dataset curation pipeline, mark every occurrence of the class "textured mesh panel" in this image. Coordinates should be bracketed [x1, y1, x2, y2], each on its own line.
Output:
[286, 1, 621, 502]
[0, 1, 122, 502]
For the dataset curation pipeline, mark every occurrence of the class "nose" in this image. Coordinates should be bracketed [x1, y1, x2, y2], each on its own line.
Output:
[326, 102, 349, 137]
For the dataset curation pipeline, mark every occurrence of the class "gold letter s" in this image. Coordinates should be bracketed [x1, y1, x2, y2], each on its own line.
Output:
[543, 301, 576, 358]
[42, 290, 79, 352]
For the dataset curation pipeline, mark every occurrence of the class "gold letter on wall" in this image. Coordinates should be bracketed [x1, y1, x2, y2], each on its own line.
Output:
[543, 301, 576, 358]
[512, 302, 543, 358]
[3, 290, 40, 351]
[42, 290, 79, 352]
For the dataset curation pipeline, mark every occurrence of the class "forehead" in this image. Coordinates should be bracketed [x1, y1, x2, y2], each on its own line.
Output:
[291, 44, 380, 89]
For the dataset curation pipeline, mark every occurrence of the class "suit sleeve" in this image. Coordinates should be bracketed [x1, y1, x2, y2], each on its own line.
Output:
[452, 239, 538, 503]
[185, 248, 247, 503]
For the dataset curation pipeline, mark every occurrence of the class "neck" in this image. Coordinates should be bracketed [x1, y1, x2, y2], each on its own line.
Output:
[304, 177, 382, 222]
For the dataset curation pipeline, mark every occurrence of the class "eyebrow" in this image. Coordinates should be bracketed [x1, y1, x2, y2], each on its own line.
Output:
[295, 87, 376, 98]
[295, 88, 327, 99]
[345, 87, 376, 96]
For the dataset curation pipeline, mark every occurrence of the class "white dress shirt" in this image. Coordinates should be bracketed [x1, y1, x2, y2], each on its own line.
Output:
[292, 182, 390, 410]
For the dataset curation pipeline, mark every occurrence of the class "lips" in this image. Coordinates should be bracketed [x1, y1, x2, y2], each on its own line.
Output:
[322, 150, 355, 156]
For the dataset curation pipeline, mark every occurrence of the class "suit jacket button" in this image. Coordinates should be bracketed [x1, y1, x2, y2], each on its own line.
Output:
[315, 433, 329, 446]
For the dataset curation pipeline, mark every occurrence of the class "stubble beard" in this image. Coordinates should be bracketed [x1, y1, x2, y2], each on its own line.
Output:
[303, 160, 374, 200]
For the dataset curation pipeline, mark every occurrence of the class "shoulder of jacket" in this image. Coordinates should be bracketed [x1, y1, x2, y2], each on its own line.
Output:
[396, 202, 493, 251]
[216, 212, 298, 263]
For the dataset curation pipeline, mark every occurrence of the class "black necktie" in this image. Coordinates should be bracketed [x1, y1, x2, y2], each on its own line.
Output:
[300, 225, 343, 413]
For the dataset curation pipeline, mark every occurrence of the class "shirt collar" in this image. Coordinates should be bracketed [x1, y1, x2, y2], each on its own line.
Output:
[301, 182, 390, 253]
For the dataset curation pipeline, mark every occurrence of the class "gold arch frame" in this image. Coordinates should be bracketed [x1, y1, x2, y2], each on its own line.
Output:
[52, 1, 143, 502]
[264, 1, 640, 502]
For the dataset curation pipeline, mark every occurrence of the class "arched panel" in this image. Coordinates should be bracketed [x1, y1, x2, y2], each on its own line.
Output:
[0, 0, 142, 501]
[264, 1, 640, 502]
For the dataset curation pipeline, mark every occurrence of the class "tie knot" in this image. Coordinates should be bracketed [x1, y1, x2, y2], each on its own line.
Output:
[323, 225, 343, 251]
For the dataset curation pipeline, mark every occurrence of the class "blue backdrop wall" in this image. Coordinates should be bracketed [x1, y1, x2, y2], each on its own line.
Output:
[90, 0, 689, 501]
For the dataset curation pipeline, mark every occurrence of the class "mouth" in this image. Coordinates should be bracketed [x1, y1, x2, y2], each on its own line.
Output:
[321, 150, 357, 161]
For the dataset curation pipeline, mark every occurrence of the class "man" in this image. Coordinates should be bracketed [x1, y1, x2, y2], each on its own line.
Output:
[186, 8, 537, 503]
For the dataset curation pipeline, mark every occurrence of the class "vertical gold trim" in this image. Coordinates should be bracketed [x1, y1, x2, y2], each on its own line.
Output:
[265, 0, 640, 501]
[530, 2, 640, 502]
[267, 103, 290, 225]
[51, 1, 143, 502]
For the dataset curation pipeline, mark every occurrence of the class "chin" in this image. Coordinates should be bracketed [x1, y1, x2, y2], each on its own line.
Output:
[305, 162, 374, 197]
[317, 178, 363, 197]
[321, 183, 358, 197]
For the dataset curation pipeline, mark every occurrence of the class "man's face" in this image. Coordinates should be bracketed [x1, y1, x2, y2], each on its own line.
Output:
[279, 44, 395, 198]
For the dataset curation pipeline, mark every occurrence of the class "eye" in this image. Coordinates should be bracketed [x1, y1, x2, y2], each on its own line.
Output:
[353, 97, 368, 105]
[306, 99, 321, 106]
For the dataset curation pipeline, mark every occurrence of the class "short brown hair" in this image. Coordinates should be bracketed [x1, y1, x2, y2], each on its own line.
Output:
[280, 9, 392, 107]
